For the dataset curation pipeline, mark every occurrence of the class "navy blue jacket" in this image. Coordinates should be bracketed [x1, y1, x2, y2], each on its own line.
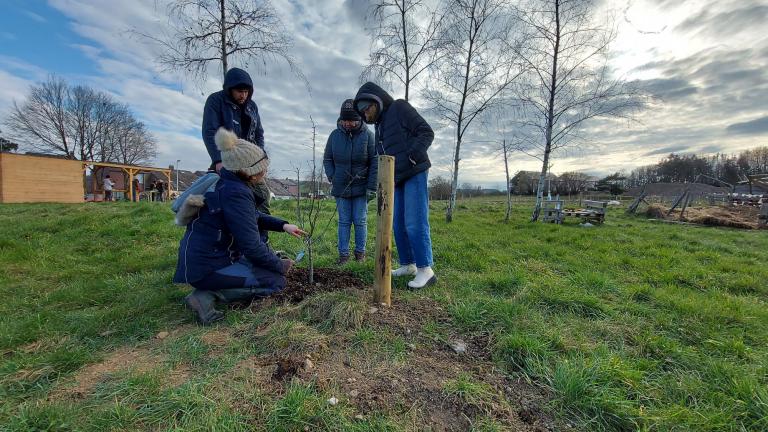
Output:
[202, 68, 265, 165]
[323, 121, 377, 198]
[354, 82, 434, 185]
[173, 169, 287, 284]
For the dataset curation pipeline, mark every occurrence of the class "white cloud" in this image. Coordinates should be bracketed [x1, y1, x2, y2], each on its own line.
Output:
[0, 0, 765, 187]
[21, 9, 48, 23]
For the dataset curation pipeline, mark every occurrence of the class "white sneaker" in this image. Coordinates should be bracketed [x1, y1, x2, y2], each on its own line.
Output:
[408, 267, 437, 289]
[392, 264, 417, 277]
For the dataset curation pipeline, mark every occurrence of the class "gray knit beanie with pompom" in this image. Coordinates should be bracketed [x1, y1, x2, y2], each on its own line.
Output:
[215, 128, 269, 176]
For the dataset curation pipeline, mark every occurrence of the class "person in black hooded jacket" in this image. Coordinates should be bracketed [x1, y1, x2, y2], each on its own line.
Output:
[354, 82, 437, 289]
[202, 67, 271, 215]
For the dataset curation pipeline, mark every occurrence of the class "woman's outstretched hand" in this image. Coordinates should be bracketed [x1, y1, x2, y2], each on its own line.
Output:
[283, 224, 307, 238]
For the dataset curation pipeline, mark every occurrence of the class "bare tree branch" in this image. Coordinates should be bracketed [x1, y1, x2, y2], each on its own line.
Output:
[131, 0, 307, 88]
[423, 0, 525, 222]
[361, 0, 450, 101]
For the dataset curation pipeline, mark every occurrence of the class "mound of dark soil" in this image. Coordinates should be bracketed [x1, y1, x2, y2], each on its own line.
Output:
[275, 267, 368, 303]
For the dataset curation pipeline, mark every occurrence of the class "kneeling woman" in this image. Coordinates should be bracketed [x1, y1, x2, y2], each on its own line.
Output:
[174, 128, 306, 324]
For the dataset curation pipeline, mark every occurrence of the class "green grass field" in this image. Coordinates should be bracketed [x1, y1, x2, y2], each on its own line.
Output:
[0, 199, 766, 431]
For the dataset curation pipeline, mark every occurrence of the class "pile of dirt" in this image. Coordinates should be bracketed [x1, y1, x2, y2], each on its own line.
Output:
[627, 183, 729, 198]
[274, 267, 368, 303]
[645, 203, 762, 229]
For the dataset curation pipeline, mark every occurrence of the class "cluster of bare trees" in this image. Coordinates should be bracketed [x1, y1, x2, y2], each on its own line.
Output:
[362, 0, 643, 222]
[625, 147, 768, 188]
[4, 76, 156, 165]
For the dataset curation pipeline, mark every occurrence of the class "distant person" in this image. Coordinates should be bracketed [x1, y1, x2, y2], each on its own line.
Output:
[323, 99, 377, 264]
[202, 67, 271, 215]
[149, 181, 157, 201]
[354, 82, 436, 289]
[103, 175, 115, 202]
[156, 180, 165, 202]
[132, 177, 141, 202]
[174, 128, 306, 325]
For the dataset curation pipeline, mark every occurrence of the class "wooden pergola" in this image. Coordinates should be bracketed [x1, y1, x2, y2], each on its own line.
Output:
[83, 161, 173, 200]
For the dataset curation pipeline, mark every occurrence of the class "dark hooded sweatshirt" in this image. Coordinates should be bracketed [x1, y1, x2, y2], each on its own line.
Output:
[353, 82, 434, 185]
[202, 68, 265, 165]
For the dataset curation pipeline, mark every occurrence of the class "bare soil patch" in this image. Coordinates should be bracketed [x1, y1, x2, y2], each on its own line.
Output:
[243, 277, 557, 431]
[646, 204, 762, 229]
[49, 347, 161, 400]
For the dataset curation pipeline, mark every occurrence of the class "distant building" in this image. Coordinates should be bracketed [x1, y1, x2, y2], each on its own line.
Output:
[266, 178, 298, 200]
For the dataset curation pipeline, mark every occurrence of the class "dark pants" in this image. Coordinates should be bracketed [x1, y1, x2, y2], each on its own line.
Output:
[104, 190, 113, 201]
[191, 260, 285, 295]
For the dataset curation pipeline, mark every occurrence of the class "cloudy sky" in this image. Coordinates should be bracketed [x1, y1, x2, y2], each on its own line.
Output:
[1, 0, 766, 189]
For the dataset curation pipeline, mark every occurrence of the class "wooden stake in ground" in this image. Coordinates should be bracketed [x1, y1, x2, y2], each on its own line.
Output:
[374, 155, 395, 306]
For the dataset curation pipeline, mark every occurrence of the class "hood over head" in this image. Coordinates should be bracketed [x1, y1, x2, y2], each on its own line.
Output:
[223, 68, 253, 102]
[354, 82, 394, 123]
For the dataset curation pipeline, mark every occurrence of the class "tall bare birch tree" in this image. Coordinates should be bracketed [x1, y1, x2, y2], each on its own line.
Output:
[135, 0, 304, 83]
[424, 0, 524, 222]
[511, 0, 643, 221]
[362, 0, 447, 101]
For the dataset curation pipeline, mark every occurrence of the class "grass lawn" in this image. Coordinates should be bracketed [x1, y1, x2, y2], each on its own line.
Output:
[0, 198, 766, 431]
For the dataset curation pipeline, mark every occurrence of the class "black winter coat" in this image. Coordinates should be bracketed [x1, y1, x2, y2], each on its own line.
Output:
[202, 68, 265, 165]
[323, 121, 377, 198]
[354, 82, 434, 185]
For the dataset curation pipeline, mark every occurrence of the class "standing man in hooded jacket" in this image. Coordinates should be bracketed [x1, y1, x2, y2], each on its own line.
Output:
[202, 67, 271, 214]
[354, 82, 437, 289]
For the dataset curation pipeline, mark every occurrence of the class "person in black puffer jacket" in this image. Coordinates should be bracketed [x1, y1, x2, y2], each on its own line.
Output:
[354, 82, 437, 289]
[323, 99, 377, 264]
[174, 128, 306, 325]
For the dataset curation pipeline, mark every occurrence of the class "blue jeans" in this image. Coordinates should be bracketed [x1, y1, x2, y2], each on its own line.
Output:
[336, 195, 368, 256]
[192, 260, 285, 295]
[393, 170, 434, 268]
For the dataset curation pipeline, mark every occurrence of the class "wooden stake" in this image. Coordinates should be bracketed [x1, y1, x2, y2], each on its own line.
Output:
[666, 191, 686, 217]
[374, 155, 395, 306]
[679, 192, 691, 221]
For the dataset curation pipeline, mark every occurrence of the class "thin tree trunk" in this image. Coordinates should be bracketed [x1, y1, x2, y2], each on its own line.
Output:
[446, 7, 476, 223]
[447, 134, 462, 222]
[531, 0, 560, 222]
[220, 0, 228, 78]
[503, 138, 512, 223]
[401, 0, 410, 101]
[308, 237, 314, 284]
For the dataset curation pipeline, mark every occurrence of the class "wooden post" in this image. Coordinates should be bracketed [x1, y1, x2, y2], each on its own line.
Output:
[374, 155, 395, 306]
[679, 192, 691, 221]
[164, 170, 173, 200]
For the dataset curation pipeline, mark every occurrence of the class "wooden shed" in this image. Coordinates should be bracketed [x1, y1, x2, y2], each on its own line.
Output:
[0, 152, 84, 203]
[0, 153, 174, 203]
